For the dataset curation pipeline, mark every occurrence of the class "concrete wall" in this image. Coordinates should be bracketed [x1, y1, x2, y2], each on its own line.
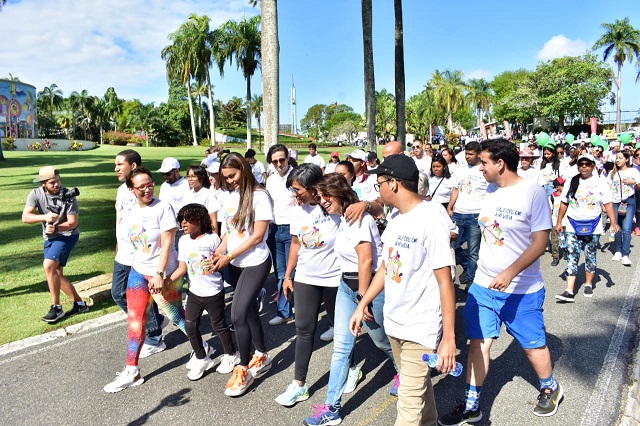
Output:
[7, 138, 96, 151]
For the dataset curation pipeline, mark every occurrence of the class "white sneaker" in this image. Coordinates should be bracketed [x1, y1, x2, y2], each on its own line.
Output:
[248, 352, 272, 378]
[343, 365, 362, 394]
[186, 341, 214, 369]
[217, 353, 241, 374]
[612, 252, 622, 261]
[104, 367, 144, 393]
[139, 341, 166, 359]
[622, 256, 632, 266]
[320, 326, 334, 342]
[268, 316, 293, 326]
[258, 288, 267, 313]
[187, 356, 216, 381]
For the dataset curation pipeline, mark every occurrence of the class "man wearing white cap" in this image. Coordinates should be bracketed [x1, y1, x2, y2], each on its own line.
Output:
[22, 166, 87, 323]
[158, 157, 190, 248]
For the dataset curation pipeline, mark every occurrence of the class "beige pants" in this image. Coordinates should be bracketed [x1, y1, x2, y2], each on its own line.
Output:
[389, 336, 438, 426]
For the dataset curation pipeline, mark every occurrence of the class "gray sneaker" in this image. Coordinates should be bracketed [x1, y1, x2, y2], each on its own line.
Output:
[533, 385, 563, 417]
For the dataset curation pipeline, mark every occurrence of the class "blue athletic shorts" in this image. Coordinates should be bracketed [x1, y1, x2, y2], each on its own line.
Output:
[43, 234, 79, 266]
[463, 284, 547, 349]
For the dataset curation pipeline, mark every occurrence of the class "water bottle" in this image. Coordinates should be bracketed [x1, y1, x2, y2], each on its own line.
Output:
[558, 231, 567, 249]
[422, 353, 463, 377]
[609, 229, 615, 242]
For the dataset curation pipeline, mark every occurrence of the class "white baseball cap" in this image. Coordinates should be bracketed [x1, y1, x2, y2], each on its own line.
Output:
[346, 149, 367, 162]
[157, 157, 180, 173]
[206, 162, 220, 174]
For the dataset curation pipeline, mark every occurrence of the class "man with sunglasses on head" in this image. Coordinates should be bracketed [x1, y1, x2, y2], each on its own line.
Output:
[411, 138, 432, 174]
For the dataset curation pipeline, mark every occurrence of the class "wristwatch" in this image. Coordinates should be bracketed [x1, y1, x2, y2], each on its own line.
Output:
[156, 271, 165, 278]
[356, 293, 364, 302]
[364, 200, 371, 212]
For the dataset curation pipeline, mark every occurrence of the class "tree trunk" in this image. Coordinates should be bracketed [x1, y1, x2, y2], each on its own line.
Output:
[262, 0, 279, 153]
[394, 0, 406, 149]
[206, 70, 216, 146]
[186, 82, 198, 146]
[362, 0, 376, 152]
[558, 114, 565, 133]
[616, 62, 622, 133]
[246, 76, 252, 150]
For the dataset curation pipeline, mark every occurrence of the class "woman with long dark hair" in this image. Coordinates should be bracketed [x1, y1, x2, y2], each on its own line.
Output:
[540, 145, 560, 196]
[428, 154, 454, 209]
[441, 147, 459, 175]
[607, 150, 639, 265]
[183, 165, 221, 234]
[555, 154, 618, 302]
[214, 153, 274, 397]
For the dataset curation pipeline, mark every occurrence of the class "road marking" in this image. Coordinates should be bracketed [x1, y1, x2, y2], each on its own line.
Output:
[356, 395, 396, 425]
[580, 260, 640, 426]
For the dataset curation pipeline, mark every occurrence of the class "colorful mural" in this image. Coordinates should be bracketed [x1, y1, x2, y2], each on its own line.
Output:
[0, 79, 37, 138]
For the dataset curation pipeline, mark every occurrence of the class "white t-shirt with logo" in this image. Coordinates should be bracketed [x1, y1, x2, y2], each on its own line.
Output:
[608, 168, 640, 203]
[335, 214, 382, 274]
[453, 164, 488, 214]
[178, 233, 223, 297]
[304, 154, 326, 169]
[428, 175, 454, 205]
[128, 198, 178, 276]
[517, 166, 541, 183]
[290, 203, 341, 287]
[220, 189, 274, 268]
[159, 177, 190, 218]
[475, 179, 551, 294]
[381, 201, 454, 349]
[560, 174, 612, 234]
[182, 187, 222, 215]
[266, 167, 295, 225]
[353, 174, 379, 202]
[115, 183, 137, 265]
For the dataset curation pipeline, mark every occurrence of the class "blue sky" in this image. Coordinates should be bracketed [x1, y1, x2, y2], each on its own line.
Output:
[1, 0, 639, 128]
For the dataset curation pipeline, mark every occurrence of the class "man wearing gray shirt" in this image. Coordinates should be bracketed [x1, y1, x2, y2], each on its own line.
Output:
[22, 166, 87, 323]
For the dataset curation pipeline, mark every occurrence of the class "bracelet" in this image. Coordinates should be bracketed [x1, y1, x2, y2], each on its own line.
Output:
[227, 253, 235, 261]
[283, 277, 293, 281]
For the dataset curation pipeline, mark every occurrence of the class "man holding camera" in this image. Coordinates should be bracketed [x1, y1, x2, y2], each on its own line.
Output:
[22, 166, 87, 323]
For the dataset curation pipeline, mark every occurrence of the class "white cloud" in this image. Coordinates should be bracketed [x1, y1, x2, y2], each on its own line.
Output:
[537, 35, 590, 61]
[0, 0, 256, 103]
[466, 69, 494, 81]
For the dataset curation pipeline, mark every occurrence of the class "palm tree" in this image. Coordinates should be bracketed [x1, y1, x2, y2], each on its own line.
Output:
[37, 83, 64, 120]
[70, 89, 93, 140]
[251, 93, 263, 133]
[592, 17, 640, 132]
[219, 15, 261, 149]
[103, 87, 122, 131]
[375, 89, 396, 139]
[466, 78, 494, 128]
[191, 82, 207, 138]
[162, 23, 200, 146]
[362, 0, 376, 150]
[393, 0, 406, 148]
[430, 69, 467, 131]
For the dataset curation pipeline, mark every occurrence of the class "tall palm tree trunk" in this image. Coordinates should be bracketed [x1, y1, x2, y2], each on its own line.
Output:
[362, 0, 376, 151]
[394, 0, 406, 148]
[616, 63, 622, 132]
[262, 0, 279, 153]
[186, 82, 198, 146]
[206, 71, 216, 146]
[246, 77, 252, 150]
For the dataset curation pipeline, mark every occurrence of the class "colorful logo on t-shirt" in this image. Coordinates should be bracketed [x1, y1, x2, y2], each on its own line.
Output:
[128, 224, 151, 254]
[478, 216, 505, 246]
[569, 189, 596, 210]
[385, 247, 403, 283]
[223, 207, 246, 239]
[299, 226, 324, 248]
[187, 253, 212, 276]
[459, 179, 473, 195]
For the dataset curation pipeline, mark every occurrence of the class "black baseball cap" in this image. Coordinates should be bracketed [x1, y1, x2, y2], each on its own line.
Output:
[365, 154, 419, 183]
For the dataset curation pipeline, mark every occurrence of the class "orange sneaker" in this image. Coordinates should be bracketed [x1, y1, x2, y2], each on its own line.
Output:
[225, 366, 253, 397]
[248, 352, 272, 378]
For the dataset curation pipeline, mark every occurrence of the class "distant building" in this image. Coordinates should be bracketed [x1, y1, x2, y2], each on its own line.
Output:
[0, 79, 37, 138]
[279, 124, 292, 134]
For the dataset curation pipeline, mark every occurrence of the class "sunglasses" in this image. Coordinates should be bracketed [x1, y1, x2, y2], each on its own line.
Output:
[320, 193, 332, 203]
[133, 182, 155, 191]
[412, 145, 421, 149]
[578, 162, 594, 167]
[271, 158, 287, 165]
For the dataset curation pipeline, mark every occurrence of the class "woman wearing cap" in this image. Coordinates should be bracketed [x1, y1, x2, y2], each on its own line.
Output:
[104, 167, 187, 393]
[302, 172, 398, 425]
[183, 165, 221, 234]
[555, 154, 618, 302]
[275, 163, 342, 407]
[517, 149, 541, 183]
[607, 151, 639, 265]
[325, 151, 340, 174]
[214, 153, 274, 397]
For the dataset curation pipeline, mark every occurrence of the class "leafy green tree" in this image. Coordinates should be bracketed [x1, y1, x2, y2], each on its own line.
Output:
[592, 17, 640, 132]
[406, 89, 443, 140]
[251, 93, 263, 132]
[104, 87, 123, 131]
[300, 104, 326, 141]
[375, 89, 396, 138]
[536, 54, 612, 130]
[429, 69, 467, 131]
[466, 78, 494, 128]
[218, 15, 261, 149]
[219, 97, 246, 128]
[491, 69, 540, 125]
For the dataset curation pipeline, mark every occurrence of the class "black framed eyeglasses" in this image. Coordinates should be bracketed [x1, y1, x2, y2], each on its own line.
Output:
[374, 179, 393, 191]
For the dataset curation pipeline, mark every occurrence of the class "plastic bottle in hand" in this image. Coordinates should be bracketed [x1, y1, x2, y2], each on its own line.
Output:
[609, 229, 615, 242]
[422, 353, 463, 376]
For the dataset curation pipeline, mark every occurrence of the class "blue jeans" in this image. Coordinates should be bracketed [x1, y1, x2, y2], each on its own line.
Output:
[614, 196, 636, 257]
[325, 281, 396, 407]
[452, 212, 481, 281]
[112, 261, 163, 346]
[267, 224, 293, 319]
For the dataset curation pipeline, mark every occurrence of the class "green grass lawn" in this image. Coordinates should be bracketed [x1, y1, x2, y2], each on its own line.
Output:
[0, 143, 381, 345]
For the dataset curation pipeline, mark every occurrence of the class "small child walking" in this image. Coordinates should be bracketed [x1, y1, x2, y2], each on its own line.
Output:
[169, 203, 239, 381]
[549, 177, 566, 266]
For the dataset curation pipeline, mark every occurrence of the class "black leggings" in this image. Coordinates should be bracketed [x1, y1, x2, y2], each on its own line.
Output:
[185, 290, 236, 359]
[293, 281, 338, 382]
[228, 257, 272, 366]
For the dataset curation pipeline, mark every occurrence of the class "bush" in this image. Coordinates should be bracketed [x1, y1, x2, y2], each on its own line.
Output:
[70, 140, 83, 151]
[3, 137, 16, 151]
[27, 142, 43, 151]
[103, 131, 145, 146]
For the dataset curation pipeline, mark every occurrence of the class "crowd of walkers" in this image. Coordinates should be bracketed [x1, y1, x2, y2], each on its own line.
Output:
[23, 133, 638, 425]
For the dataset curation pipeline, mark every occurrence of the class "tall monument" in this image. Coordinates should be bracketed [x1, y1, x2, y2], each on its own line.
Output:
[290, 76, 297, 135]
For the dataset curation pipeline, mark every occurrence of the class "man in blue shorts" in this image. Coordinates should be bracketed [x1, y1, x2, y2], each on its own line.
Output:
[439, 139, 563, 425]
[22, 166, 88, 323]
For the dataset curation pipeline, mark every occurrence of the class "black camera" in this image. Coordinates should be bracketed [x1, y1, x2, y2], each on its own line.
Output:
[48, 187, 80, 214]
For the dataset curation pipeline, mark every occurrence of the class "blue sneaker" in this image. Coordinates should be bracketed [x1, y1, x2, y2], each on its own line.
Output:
[304, 404, 342, 426]
[275, 380, 309, 406]
[389, 373, 400, 397]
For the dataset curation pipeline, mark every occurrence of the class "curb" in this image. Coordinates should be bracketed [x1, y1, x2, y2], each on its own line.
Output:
[0, 311, 127, 357]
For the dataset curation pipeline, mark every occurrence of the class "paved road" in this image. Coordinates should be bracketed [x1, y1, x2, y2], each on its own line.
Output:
[1, 239, 639, 426]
